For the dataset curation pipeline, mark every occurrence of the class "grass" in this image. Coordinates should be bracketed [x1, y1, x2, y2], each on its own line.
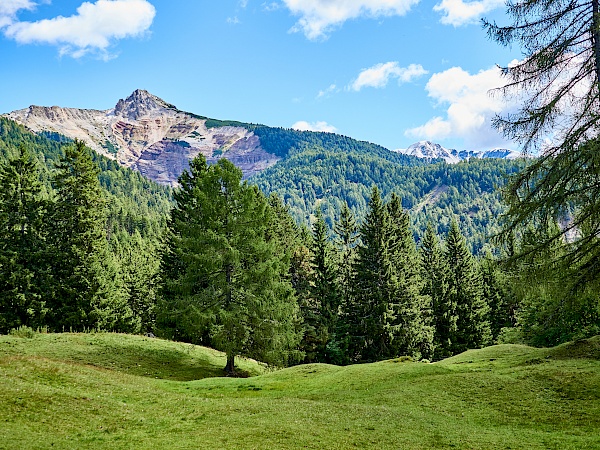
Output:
[1, 332, 599, 449]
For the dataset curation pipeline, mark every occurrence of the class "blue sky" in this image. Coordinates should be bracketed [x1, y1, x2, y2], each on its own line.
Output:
[0, 0, 522, 151]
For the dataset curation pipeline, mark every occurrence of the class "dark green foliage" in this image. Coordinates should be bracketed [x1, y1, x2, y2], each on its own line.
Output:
[0, 118, 172, 333]
[346, 188, 432, 362]
[480, 254, 515, 343]
[420, 223, 452, 358]
[158, 155, 302, 370]
[386, 194, 434, 360]
[444, 219, 491, 355]
[347, 187, 391, 362]
[302, 209, 341, 363]
[485, 2, 600, 317]
[252, 144, 526, 254]
[502, 222, 600, 347]
[45, 140, 134, 332]
[0, 146, 48, 333]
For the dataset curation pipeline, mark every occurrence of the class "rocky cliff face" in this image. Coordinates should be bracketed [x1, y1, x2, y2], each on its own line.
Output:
[3, 90, 280, 186]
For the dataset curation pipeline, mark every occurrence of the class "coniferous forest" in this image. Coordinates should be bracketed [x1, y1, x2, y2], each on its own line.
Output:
[1, 114, 597, 369]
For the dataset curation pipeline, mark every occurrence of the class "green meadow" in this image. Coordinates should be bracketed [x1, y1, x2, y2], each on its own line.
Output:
[1, 332, 599, 449]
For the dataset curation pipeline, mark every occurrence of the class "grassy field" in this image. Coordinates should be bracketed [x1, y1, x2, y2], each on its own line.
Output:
[1, 332, 599, 449]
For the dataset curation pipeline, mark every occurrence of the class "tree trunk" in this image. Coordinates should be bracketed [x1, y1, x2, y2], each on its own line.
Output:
[592, 0, 600, 87]
[224, 353, 235, 375]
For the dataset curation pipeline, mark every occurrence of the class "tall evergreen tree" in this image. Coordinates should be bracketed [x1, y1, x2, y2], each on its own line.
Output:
[480, 253, 514, 343]
[445, 219, 491, 354]
[420, 223, 453, 359]
[0, 145, 48, 332]
[305, 208, 340, 363]
[159, 155, 302, 373]
[386, 194, 434, 359]
[348, 187, 397, 362]
[485, 2, 600, 285]
[333, 202, 358, 364]
[46, 140, 132, 332]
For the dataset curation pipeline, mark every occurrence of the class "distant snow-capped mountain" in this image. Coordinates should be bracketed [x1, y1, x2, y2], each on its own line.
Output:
[394, 141, 524, 164]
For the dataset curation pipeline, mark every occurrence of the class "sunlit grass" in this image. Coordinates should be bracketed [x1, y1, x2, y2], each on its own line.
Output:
[1, 332, 599, 449]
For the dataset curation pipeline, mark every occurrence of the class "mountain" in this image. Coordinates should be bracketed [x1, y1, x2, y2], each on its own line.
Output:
[3, 89, 279, 186]
[395, 140, 523, 164]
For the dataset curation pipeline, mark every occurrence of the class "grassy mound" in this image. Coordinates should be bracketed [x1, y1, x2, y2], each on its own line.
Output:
[1, 332, 599, 449]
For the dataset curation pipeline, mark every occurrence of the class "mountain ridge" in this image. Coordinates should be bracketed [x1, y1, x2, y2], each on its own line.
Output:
[394, 140, 524, 164]
[3, 90, 524, 186]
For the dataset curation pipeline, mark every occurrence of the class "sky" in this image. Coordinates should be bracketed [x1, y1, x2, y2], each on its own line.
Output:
[0, 0, 524, 151]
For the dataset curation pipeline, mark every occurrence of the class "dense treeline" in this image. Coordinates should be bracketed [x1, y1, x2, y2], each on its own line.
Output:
[252, 145, 526, 254]
[0, 119, 173, 334]
[0, 118, 596, 368]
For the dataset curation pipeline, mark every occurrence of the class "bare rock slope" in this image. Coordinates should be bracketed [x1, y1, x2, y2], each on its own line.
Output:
[4, 90, 279, 186]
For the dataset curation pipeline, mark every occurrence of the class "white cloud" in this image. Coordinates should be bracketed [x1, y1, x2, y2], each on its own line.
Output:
[317, 83, 338, 99]
[292, 120, 338, 133]
[433, 0, 504, 26]
[283, 0, 420, 40]
[406, 65, 518, 148]
[3, 0, 156, 59]
[227, 16, 241, 25]
[350, 62, 427, 91]
[0, 0, 37, 27]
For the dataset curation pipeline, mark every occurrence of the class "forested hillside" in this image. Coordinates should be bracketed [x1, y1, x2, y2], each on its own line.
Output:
[0, 117, 173, 244]
[252, 144, 527, 253]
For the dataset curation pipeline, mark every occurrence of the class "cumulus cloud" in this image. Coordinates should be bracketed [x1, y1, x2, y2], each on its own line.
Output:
[0, 0, 37, 27]
[433, 0, 504, 26]
[350, 62, 428, 91]
[283, 0, 420, 40]
[292, 120, 338, 133]
[2, 0, 156, 59]
[405, 65, 519, 149]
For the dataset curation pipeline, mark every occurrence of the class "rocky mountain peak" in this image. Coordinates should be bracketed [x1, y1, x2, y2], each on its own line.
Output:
[113, 89, 175, 121]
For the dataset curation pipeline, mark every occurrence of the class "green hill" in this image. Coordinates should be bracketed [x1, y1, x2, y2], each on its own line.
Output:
[1, 332, 598, 449]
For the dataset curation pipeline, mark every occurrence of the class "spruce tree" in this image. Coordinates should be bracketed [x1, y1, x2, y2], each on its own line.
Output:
[333, 202, 358, 364]
[0, 145, 48, 332]
[386, 194, 434, 360]
[306, 208, 340, 363]
[47, 140, 132, 331]
[420, 223, 453, 359]
[159, 155, 301, 373]
[348, 186, 396, 362]
[444, 219, 491, 354]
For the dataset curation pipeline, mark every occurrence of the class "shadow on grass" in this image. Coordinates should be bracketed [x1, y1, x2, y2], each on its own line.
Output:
[58, 338, 228, 381]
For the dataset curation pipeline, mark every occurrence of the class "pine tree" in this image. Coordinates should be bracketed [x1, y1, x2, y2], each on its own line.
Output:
[386, 194, 434, 360]
[159, 155, 302, 373]
[420, 223, 453, 359]
[0, 145, 48, 332]
[46, 140, 132, 331]
[444, 219, 491, 354]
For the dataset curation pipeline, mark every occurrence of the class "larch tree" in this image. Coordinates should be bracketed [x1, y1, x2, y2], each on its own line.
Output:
[159, 155, 302, 373]
[485, 0, 600, 284]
